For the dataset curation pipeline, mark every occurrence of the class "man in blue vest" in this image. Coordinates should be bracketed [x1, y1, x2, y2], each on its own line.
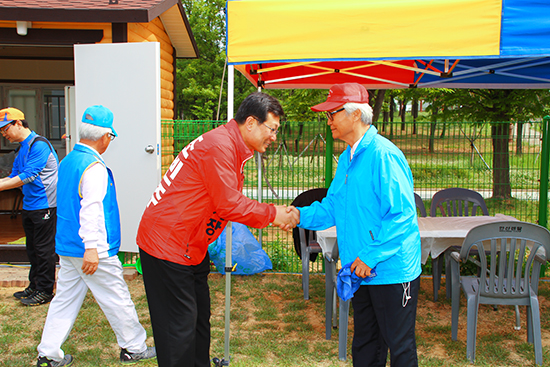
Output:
[0, 107, 58, 306]
[35, 105, 156, 367]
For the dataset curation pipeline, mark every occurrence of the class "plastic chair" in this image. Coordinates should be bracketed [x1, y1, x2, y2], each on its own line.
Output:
[291, 188, 328, 300]
[449, 221, 549, 365]
[430, 188, 489, 301]
[414, 193, 427, 218]
[430, 187, 489, 217]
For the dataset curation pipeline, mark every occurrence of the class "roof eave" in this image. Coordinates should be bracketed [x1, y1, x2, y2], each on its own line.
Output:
[0, 0, 178, 23]
[159, 2, 199, 59]
[0, 8, 151, 23]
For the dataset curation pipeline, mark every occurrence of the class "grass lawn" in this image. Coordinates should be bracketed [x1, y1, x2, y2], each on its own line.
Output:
[2, 273, 550, 366]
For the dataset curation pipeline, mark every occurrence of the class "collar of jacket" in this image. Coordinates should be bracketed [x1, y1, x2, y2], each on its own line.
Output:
[225, 119, 255, 172]
[347, 124, 378, 160]
[74, 142, 105, 165]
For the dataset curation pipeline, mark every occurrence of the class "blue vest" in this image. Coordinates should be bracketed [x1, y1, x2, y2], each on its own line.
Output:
[55, 144, 121, 258]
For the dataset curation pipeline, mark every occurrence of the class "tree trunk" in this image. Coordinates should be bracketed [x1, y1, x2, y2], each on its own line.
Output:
[412, 98, 418, 135]
[429, 109, 437, 153]
[516, 122, 523, 155]
[429, 123, 436, 153]
[492, 122, 512, 198]
[372, 90, 386, 123]
[400, 98, 407, 131]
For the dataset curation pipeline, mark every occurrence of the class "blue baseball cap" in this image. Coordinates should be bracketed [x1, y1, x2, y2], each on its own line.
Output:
[81, 105, 117, 137]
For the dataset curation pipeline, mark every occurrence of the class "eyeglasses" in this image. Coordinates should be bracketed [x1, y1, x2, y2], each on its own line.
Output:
[261, 122, 279, 136]
[0, 122, 14, 134]
[108, 133, 116, 141]
[253, 117, 279, 136]
[325, 107, 345, 121]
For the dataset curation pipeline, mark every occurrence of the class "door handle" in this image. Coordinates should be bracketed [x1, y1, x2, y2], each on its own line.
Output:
[145, 145, 155, 154]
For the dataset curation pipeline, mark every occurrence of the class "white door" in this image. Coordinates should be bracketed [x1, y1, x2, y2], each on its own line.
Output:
[73, 42, 161, 253]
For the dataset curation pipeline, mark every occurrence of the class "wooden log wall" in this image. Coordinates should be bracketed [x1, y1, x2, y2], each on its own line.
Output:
[0, 19, 176, 175]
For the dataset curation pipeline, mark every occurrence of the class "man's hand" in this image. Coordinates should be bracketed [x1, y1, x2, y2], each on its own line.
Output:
[82, 248, 99, 275]
[272, 205, 300, 231]
[350, 257, 372, 278]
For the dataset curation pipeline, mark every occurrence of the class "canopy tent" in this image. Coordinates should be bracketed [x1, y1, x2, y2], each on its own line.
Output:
[226, 0, 550, 89]
[221, 2, 550, 364]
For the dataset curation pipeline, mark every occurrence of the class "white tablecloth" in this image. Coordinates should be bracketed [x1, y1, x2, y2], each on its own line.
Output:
[315, 214, 518, 264]
[418, 214, 517, 263]
[316, 227, 338, 260]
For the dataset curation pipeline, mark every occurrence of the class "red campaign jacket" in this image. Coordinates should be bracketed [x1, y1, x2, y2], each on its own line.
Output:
[137, 120, 277, 266]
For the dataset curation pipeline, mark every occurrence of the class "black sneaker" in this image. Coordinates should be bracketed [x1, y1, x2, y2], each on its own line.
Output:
[37, 354, 74, 367]
[14, 287, 35, 299]
[20, 290, 54, 306]
[120, 347, 156, 364]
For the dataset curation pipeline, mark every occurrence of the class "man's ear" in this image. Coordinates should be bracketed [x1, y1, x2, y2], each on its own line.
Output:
[352, 109, 362, 121]
[245, 116, 256, 130]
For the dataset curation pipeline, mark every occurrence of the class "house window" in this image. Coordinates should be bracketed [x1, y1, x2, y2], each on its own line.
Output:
[1, 86, 67, 153]
[44, 90, 65, 142]
[8, 89, 38, 132]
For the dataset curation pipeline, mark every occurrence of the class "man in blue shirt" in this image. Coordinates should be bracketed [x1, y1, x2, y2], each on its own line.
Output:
[0, 107, 58, 306]
[297, 84, 421, 366]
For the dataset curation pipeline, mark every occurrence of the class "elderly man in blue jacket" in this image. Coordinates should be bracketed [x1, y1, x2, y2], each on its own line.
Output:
[297, 83, 421, 366]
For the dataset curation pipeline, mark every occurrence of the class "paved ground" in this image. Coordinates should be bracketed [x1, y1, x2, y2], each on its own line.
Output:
[0, 265, 138, 288]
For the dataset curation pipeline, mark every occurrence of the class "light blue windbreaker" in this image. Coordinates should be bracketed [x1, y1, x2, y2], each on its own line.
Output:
[298, 125, 421, 285]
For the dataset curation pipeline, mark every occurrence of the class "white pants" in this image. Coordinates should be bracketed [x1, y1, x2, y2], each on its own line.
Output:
[37, 255, 147, 361]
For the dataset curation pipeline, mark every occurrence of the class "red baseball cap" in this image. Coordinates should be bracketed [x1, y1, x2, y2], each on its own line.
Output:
[311, 83, 370, 112]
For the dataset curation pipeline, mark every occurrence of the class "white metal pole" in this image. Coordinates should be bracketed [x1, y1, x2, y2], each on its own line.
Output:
[257, 86, 263, 245]
[228, 65, 234, 121]
[223, 64, 235, 365]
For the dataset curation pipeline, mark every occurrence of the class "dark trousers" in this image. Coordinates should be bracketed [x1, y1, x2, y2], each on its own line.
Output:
[22, 208, 57, 294]
[140, 248, 211, 367]
[351, 276, 420, 367]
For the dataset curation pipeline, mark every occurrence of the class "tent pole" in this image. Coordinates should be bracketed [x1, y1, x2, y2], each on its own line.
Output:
[228, 65, 234, 119]
[213, 65, 235, 367]
[257, 85, 263, 246]
[224, 65, 235, 364]
[539, 116, 550, 227]
[223, 222, 232, 364]
[538, 116, 550, 278]
[325, 123, 334, 187]
[538, 116, 550, 228]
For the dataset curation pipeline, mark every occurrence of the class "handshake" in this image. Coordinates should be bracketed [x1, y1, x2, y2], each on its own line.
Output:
[272, 205, 301, 232]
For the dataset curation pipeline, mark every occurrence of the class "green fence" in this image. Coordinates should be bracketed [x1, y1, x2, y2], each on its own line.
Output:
[162, 119, 548, 274]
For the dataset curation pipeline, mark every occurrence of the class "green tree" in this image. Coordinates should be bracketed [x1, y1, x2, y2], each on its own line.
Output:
[177, 0, 256, 120]
[426, 89, 550, 198]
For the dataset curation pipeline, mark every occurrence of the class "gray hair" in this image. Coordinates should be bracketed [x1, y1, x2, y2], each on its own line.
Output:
[343, 102, 373, 126]
[79, 122, 111, 141]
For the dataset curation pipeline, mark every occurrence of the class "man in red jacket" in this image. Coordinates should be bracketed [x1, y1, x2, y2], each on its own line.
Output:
[137, 92, 298, 367]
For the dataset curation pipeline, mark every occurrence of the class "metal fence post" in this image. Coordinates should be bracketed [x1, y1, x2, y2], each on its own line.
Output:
[539, 116, 550, 228]
[325, 124, 334, 187]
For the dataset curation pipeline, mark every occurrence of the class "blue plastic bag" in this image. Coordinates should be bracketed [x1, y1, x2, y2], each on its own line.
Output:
[208, 223, 272, 275]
